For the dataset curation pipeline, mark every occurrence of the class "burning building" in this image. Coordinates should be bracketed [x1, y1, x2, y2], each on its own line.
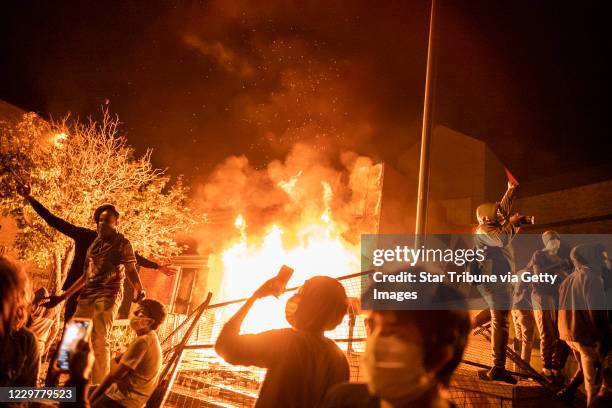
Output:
[132, 126, 557, 407]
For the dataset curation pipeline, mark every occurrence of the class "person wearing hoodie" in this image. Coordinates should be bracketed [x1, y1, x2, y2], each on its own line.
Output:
[558, 244, 611, 406]
[473, 180, 522, 384]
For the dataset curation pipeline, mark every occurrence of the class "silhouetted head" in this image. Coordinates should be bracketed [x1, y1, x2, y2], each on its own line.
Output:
[130, 299, 167, 332]
[476, 202, 499, 225]
[571, 243, 604, 274]
[285, 276, 347, 332]
[0, 257, 31, 339]
[542, 230, 561, 252]
[93, 204, 119, 237]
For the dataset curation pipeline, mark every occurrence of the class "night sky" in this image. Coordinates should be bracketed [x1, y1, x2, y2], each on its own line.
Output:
[1, 0, 610, 184]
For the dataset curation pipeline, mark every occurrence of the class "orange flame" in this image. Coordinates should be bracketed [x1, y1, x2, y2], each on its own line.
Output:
[50, 132, 68, 148]
[218, 185, 359, 334]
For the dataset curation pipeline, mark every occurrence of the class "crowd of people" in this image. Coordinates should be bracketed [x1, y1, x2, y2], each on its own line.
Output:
[1, 257, 167, 407]
[1, 252, 472, 408]
[472, 181, 611, 407]
[0, 180, 610, 408]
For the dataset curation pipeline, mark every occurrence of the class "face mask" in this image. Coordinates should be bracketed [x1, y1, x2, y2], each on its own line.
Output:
[545, 239, 560, 253]
[97, 223, 115, 237]
[285, 295, 300, 328]
[130, 316, 153, 332]
[363, 330, 432, 401]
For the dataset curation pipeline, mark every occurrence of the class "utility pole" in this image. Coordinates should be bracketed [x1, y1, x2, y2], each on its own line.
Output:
[415, 0, 438, 246]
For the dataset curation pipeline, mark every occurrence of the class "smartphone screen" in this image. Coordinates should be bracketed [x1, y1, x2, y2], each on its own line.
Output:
[55, 318, 92, 371]
[276, 265, 294, 290]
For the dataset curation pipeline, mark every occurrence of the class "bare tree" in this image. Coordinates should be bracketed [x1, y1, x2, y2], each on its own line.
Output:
[0, 109, 202, 283]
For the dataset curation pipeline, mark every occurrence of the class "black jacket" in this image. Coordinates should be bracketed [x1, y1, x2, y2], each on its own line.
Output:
[27, 197, 158, 309]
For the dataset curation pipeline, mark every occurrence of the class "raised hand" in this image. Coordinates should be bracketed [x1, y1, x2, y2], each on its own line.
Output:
[253, 277, 284, 299]
[15, 180, 31, 198]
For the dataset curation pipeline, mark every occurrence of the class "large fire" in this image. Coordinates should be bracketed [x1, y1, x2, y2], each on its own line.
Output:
[196, 146, 383, 335]
[219, 197, 360, 333]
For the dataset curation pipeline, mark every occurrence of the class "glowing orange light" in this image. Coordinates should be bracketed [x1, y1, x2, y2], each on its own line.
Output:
[51, 132, 68, 147]
[217, 184, 359, 334]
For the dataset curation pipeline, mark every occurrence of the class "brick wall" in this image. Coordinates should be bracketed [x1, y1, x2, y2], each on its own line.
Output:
[515, 179, 612, 234]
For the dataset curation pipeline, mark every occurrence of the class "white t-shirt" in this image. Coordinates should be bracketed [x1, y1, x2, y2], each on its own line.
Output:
[105, 330, 162, 408]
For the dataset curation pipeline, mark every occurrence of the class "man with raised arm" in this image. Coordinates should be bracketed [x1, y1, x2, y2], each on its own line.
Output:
[16, 183, 173, 385]
[16, 183, 175, 322]
[473, 180, 523, 384]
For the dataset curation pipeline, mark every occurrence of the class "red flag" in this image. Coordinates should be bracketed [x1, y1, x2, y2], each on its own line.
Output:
[505, 167, 518, 186]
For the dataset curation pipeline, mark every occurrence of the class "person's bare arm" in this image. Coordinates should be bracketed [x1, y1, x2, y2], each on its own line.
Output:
[44, 274, 86, 308]
[124, 262, 145, 301]
[63, 274, 86, 299]
[215, 278, 281, 359]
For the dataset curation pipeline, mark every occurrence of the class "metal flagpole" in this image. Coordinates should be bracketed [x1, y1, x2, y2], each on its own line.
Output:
[415, 0, 438, 247]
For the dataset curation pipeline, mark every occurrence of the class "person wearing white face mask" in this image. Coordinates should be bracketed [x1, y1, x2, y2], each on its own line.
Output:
[528, 231, 571, 381]
[215, 275, 350, 408]
[323, 284, 470, 408]
[90, 299, 166, 408]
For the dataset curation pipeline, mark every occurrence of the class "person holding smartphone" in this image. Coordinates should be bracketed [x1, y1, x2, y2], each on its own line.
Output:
[215, 274, 350, 408]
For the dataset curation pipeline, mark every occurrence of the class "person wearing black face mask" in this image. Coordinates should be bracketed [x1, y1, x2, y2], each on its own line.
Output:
[322, 284, 470, 408]
[215, 275, 350, 408]
[46, 205, 141, 386]
[15, 183, 177, 324]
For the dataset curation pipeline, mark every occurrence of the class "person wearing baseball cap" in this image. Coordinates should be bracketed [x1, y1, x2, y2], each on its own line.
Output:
[16, 182, 177, 387]
[55, 203, 140, 385]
